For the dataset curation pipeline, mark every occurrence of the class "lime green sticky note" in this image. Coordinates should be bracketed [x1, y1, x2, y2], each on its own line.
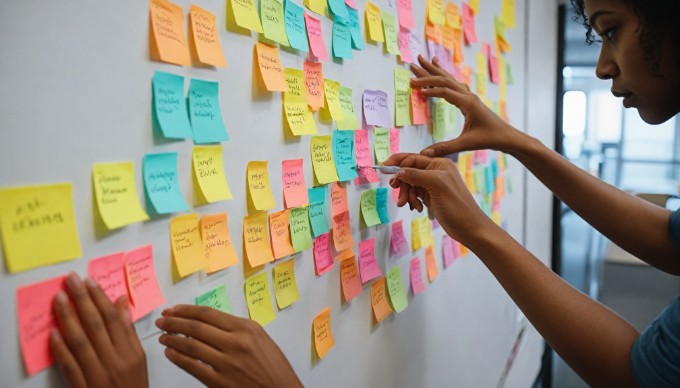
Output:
[374, 127, 391, 164]
[382, 12, 399, 55]
[196, 285, 232, 314]
[434, 98, 458, 141]
[290, 206, 313, 252]
[394, 69, 412, 127]
[337, 86, 360, 130]
[387, 266, 408, 313]
[261, 0, 289, 46]
[360, 189, 381, 227]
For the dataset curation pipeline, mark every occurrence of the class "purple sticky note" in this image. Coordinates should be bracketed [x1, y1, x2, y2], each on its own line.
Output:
[391, 220, 409, 256]
[363, 89, 391, 128]
[359, 238, 381, 283]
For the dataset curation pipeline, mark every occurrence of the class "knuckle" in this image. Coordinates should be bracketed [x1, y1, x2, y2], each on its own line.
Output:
[71, 336, 90, 352]
[102, 307, 120, 324]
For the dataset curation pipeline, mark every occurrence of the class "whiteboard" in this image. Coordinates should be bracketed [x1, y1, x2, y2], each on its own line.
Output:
[0, 0, 545, 386]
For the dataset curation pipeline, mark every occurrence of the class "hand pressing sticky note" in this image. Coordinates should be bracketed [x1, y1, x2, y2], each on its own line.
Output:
[273, 259, 299, 309]
[188, 79, 229, 144]
[363, 89, 391, 128]
[332, 130, 358, 182]
[261, 0, 289, 46]
[371, 277, 393, 323]
[397, 0, 415, 29]
[382, 12, 399, 55]
[230, 0, 263, 33]
[310, 135, 339, 185]
[376, 187, 390, 224]
[189, 5, 227, 67]
[365, 2, 384, 42]
[354, 129, 379, 185]
[425, 245, 439, 282]
[93, 162, 149, 230]
[170, 214, 205, 278]
[284, 68, 317, 136]
[243, 211, 274, 267]
[373, 127, 391, 164]
[303, 61, 324, 111]
[152, 71, 192, 139]
[192, 146, 233, 204]
[332, 17, 353, 59]
[126, 245, 166, 322]
[386, 266, 408, 313]
[196, 284, 231, 313]
[359, 238, 381, 284]
[247, 161, 276, 211]
[289, 206, 313, 252]
[304, 12, 329, 62]
[245, 271, 276, 326]
[347, 7, 365, 50]
[390, 220, 409, 256]
[88, 252, 129, 304]
[313, 232, 334, 276]
[0, 183, 81, 273]
[410, 256, 426, 294]
[201, 213, 238, 273]
[269, 209, 295, 260]
[284, 0, 309, 52]
[255, 42, 286, 92]
[282, 159, 309, 208]
[339, 252, 362, 302]
[360, 189, 381, 227]
[320, 79, 344, 122]
[149, 0, 190, 66]
[313, 307, 335, 359]
[330, 182, 349, 217]
[332, 211, 353, 252]
[143, 152, 188, 215]
[336, 86, 360, 130]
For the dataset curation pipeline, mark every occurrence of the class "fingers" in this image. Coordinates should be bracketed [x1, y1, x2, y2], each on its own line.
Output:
[84, 278, 131, 352]
[155, 315, 233, 351]
[50, 329, 87, 388]
[418, 55, 451, 78]
[161, 304, 245, 332]
[159, 332, 224, 366]
[419, 87, 468, 108]
[163, 347, 220, 387]
[408, 186, 424, 212]
[383, 153, 435, 170]
[421, 138, 470, 157]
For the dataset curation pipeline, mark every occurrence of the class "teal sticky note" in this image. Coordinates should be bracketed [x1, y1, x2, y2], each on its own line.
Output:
[308, 186, 326, 204]
[308, 202, 329, 237]
[143, 152, 189, 214]
[491, 159, 499, 179]
[332, 130, 358, 181]
[195, 285, 232, 314]
[386, 266, 408, 313]
[188, 79, 229, 144]
[328, 0, 349, 19]
[485, 166, 495, 194]
[347, 7, 365, 50]
[332, 17, 353, 59]
[360, 189, 381, 227]
[152, 71, 192, 139]
[376, 187, 390, 224]
[290, 206, 313, 252]
[284, 0, 309, 52]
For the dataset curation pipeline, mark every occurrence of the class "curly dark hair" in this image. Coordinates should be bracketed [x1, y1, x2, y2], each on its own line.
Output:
[570, 0, 680, 75]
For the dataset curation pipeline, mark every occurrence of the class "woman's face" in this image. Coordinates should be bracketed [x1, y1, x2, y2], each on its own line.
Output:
[585, 0, 680, 124]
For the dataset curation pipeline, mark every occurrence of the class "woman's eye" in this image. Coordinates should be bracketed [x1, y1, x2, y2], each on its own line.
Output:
[599, 29, 615, 42]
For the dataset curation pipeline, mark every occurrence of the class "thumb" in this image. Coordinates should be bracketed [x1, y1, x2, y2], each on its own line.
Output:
[421, 136, 471, 157]
[395, 167, 433, 189]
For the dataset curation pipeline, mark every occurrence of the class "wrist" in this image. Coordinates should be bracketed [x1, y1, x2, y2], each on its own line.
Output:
[459, 218, 507, 255]
[505, 131, 542, 160]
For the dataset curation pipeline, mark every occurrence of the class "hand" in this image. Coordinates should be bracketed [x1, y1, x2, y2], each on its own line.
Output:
[410, 55, 525, 156]
[51, 273, 148, 388]
[155, 305, 302, 388]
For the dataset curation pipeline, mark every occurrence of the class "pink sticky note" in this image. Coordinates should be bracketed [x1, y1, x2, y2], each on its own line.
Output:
[358, 238, 381, 284]
[453, 64, 463, 82]
[428, 41, 454, 74]
[313, 233, 335, 276]
[487, 44, 500, 84]
[411, 88, 429, 125]
[442, 235, 456, 268]
[409, 257, 426, 295]
[282, 159, 309, 208]
[390, 220, 409, 256]
[397, 0, 415, 29]
[462, 3, 477, 44]
[354, 129, 379, 185]
[339, 255, 362, 302]
[398, 27, 413, 63]
[362, 89, 391, 128]
[389, 128, 400, 154]
[345, 0, 357, 8]
[16, 275, 67, 376]
[125, 245, 166, 322]
[88, 252, 129, 304]
[304, 12, 329, 62]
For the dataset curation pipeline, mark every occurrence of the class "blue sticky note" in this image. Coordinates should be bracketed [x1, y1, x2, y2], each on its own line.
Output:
[376, 187, 390, 224]
[152, 71, 192, 139]
[143, 152, 189, 214]
[308, 186, 326, 204]
[284, 0, 309, 52]
[188, 79, 229, 144]
[328, 0, 349, 20]
[347, 7, 365, 50]
[332, 130, 358, 181]
[308, 202, 330, 238]
[332, 17, 353, 59]
[485, 166, 496, 194]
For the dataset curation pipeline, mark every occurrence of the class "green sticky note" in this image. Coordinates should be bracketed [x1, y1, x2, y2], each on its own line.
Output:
[284, 0, 309, 52]
[347, 7, 365, 50]
[152, 71, 192, 139]
[332, 17, 353, 59]
[387, 266, 408, 313]
[337, 86, 360, 130]
[382, 12, 399, 55]
[506, 62, 513, 84]
[433, 98, 458, 141]
[195, 285, 232, 314]
[332, 130, 358, 181]
[360, 189, 381, 227]
[261, 0, 289, 46]
[188, 79, 229, 144]
[373, 127, 391, 164]
[474, 167, 486, 194]
[142, 152, 189, 215]
[376, 187, 389, 224]
[290, 206, 313, 252]
[328, 0, 349, 19]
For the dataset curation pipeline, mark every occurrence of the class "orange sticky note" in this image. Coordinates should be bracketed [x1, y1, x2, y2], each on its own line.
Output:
[247, 161, 277, 211]
[330, 182, 348, 217]
[201, 213, 238, 273]
[88, 252, 129, 303]
[149, 0, 190, 66]
[255, 42, 286, 92]
[425, 245, 440, 282]
[339, 253, 362, 302]
[371, 277, 393, 323]
[332, 211, 354, 252]
[304, 61, 325, 111]
[189, 5, 227, 67]
[269, 209, 295, 259]
[243, 211, 275, 267]
[170, 214, 205, 277]
[313, 307, 335, 359]
[16, 275, 67, 376]
[126, 245, 166, 322]
[282, 159, 309, 208]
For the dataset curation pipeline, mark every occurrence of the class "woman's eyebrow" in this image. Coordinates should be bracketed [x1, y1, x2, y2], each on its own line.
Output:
[589, 10, 613, 31]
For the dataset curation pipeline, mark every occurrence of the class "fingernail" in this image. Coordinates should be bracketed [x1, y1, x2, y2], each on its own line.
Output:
[161, 307, 174, 316]
[409, 204, 414, 211]
[67, 272, 82, 288]
[158, 334, 167, 344]
[123, 308, 131, 323]
[155, 317, 165, 328]
[422, 149, 434, 156]
[84, 277, 97, 289]
[55, 290, 68, 305]
[50, 329, 61, 342]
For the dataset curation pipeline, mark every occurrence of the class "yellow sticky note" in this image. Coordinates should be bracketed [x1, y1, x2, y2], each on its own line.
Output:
[469, 0, 480, 14]
[310, 135, 340, 185]
[170, 214, 205, 277]
[320, 79, 344, 122]
[247, 161, 276, 211]
[255, 42, 286, 92]
[192, 146, 233, 203]
[269, 209, 295, 260]
[498, 55, 507, 100]
[243, 211, 275, 267]
[0, 183, 82, 273]
[476, 52, 487, 96]
[284, 68, 318, 136]
[189, 5, 227, 67]
[244, 271, 276, 326]
[93, 162, 149, 230]
[427, 0, 445, 25]
[313, 307, 335, 359]
[273, 259, 300, 309]
[365, 2, 385, 42]
[230, 0, 263, 33]
[502, 0, 516, 29]
[304, 0, 327, 15]
[149, 0, 191, 66]
[201, 213, 238, 273]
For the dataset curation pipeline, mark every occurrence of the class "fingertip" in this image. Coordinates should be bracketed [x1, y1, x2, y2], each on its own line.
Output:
[421, 148, 435, 156]
[54, 290, 68, 306]
[50, 328, 62, 343]
[155, 317, 165, 329]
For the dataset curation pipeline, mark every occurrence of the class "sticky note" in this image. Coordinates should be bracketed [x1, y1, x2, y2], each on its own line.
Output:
[425, 245, 439, 282]
[284, 68, 317, 136]
[411, 217, 423, 250]
[261, 0, 289, 46]
[143, 152, 188, 215]
[337, 86, 360, 130]
[373, 127, 391, 164]
[93, 162, 149, 230]
[189, 5, 227, 67]
[354, 129, 379, 184]
[332, 130, 358, 181]
[363, 89, 391, 128]
[398, 27, 413, 63]
[230, 0, 263, 33]
[246, 161, 276, 211]
[434, 98, 456, 140]
[290, 206, 313, 252]
[305, 12, 329, 62]
[170, 214, 205, 277]
[308, 194, 329, 238]
[328, 0, 349, 19]
[188, 79, 229, 144]
[321, 79, 345, 122]
[365, 2, 384, 42]
[386, 266, 408, 313]
[358, 238, 381, 283]
[196, 285, 231, 313]
[330, 182, 348, 216]
[382, 13, 399, 55]
[192, 146, 233, 203]
[376, 187, 390, 224]
[88, 252, 128, 303]
[313, 307, 335, 359]
[313, 232, 334, 275]
[442, 235, 459, 268]
[311, 135, 340, 185]
[332, 211, 354, 251]
[409, 30, 424, 63]
[243, 212, 275, 267]
[411, 88, 429, 125]
[389, 128, 400, 154]
[397, 0, 414, 29]
[0, 183, 81, 273]
[304, 0, 327, 15]
[428, 0, 445, 25]
[269, 209, 295, 259]
[502, 0, 516, 29]
[332, 17, 353, 59]
[255, 42, 287, 92]
[409, 257, 426, 294]
[371, 277, 393, 323]
[461, 3, 477, 44]
[273, 259, 300, 309]
[476, 52, 487, 95]
[339, 253, 362, 301]
[149, 0, 190, 66]
[308, 186, 325, 205]
[347, 7, 365, 50]
[345, 0, 357, 8]
[244, 272, 276, 326]
[390, 220, 409, 256]
[304, 61, 325, 111]
[281, 159, 309, 208]
[426, 18, 443, 44]
[360, 189, 381, 228]
[201, 213, 238, 273]
[126, 245, 166, 322]
[152, 71, 192, 139]
[284, 0, 309, 51]
[16, 275, 66, 375]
